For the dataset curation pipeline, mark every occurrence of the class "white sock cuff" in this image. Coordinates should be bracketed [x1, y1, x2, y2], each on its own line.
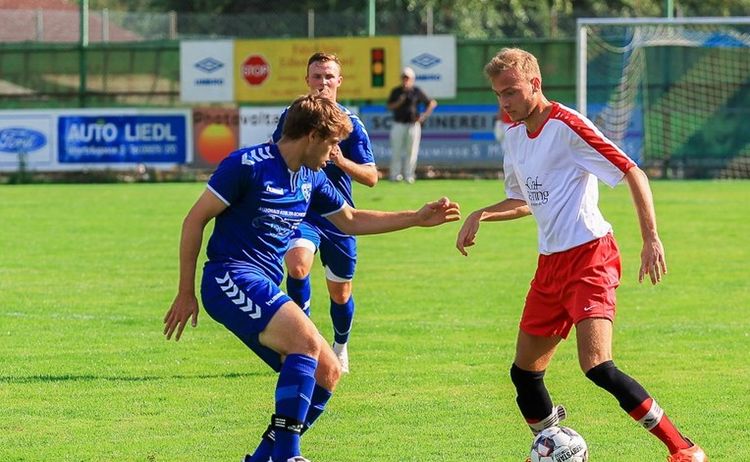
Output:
[638, 400, 664, 430]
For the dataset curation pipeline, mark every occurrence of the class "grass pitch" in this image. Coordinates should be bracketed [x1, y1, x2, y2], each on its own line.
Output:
[0, 180, 747, 461]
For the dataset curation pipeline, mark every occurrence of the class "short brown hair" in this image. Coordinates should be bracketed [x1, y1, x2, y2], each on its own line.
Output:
[282, 94, 353, 141]
[307, 52, 342, 74]
[484, 48, 541, 82]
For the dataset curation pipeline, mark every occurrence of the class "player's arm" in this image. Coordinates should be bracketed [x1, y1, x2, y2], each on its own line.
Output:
[455, 198, 530, 256]
[163, 190, 227, 341]
[329, 145, 378, 187]
[325, 197, 460, 235]
[623, 166, 667, 285]
[418, 98, 437, 124]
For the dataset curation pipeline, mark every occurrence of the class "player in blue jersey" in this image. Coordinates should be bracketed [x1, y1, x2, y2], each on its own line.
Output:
[163, 94, 460, 462]
[271, 52, 378, 373]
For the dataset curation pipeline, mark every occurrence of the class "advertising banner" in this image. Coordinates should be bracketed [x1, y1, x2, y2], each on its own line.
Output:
[58, 114, 188, 165]
[239, 106, 287, 148]
[360, 104, 503, 169]
[193, 107, 239, 167]
[180, 40, 235, 103]
[234, 37, 401, 102]
[400, 35, 456, 99]
[0, 113, 55, 171]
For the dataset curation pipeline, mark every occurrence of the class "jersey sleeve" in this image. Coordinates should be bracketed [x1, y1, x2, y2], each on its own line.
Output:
[309, 172, 346, 217]
[206, 151, 253, 206]
[270, 108, 288, 143]
[565, 118, 636, 188]
[342, 115, 375, 165]
[502, 149, 525, 201]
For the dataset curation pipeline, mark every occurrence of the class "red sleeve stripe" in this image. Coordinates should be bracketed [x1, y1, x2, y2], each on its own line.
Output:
[552, 104, 635, 173]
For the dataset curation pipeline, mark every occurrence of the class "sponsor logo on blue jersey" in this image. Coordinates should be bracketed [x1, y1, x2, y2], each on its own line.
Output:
[252, 214, 295, 239]
[265, 184, 284, 195]
[0, 127, 47, 154]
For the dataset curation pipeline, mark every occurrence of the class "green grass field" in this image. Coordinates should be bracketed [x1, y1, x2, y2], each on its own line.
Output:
[0, 180, 748, 461]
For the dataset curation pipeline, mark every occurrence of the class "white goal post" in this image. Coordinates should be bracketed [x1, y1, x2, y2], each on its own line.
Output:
[576, 17, 750, 178]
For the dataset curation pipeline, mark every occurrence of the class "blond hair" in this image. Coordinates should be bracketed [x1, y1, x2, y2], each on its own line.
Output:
[484, 48, 541, 82]
[282, 94, 352, 141]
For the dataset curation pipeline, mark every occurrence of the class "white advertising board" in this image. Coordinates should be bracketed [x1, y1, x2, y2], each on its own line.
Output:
[180, 40, 235, 103]
[400, 35, 456, 99]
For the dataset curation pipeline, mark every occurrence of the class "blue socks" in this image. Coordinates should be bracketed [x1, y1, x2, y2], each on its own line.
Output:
[286, 276, 312, 316]
[304, 384, 333, 432]
[330, 296, 354, 345]
[271, 354, 317, 462]
[246, 429, 274, 462]
[249, 384, 333, 461]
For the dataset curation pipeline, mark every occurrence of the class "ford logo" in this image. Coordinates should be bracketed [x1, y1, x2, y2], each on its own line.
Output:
[0, 127, 47, 154]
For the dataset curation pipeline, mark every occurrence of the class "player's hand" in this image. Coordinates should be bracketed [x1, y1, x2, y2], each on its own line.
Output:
[456, 211, 482, 256]
[639, 236, 667, 285]
[416, 197, 460, 227]
[163, 292, 199, 341]
[329, 145, 343, 165]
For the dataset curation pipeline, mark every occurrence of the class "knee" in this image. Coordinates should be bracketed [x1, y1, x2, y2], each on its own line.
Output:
[510, 363, 545, 389]
[329, 291, 351, 305]
[315, 357, 342, 391]
[286, 330, 322, 359]
[328, 282, 352, 305]
[287, 262, 311, 280]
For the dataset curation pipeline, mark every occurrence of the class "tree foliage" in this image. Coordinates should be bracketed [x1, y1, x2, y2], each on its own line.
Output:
[88, 0, 750, 38]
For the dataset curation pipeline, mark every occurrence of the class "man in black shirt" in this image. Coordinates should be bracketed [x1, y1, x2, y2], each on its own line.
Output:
[386, 66, 437, 183]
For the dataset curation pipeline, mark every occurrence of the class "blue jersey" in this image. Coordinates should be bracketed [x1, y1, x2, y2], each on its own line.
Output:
[205, 143, 345, 284]
[272, 103, 374, 237]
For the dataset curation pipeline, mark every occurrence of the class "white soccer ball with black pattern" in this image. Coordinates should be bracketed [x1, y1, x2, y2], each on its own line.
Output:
[529, 426, 588, 462]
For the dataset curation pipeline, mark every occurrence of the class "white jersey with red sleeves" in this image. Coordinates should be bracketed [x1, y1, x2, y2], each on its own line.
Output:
[502, 102, 636, 255]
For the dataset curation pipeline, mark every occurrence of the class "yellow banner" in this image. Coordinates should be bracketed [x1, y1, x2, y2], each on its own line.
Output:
[234, 37, 401, 103]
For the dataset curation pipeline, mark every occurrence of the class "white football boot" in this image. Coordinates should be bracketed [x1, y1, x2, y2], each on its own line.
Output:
[332, 342, 349, 373]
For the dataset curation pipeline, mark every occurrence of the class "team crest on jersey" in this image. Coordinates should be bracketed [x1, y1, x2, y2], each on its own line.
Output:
[301, 182, 312, 202]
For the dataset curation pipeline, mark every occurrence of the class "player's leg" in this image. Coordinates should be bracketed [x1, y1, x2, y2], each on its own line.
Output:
[512, 330, 565, 435]
[319, 236, 357, 373]
[577, 319, 705, 460]
[404, 122, 421, 183]
[389, 123, 406, 181]
[247, 337, 342, 462]
[513, 248, 575, 435]
[285, 223, 320, 316]
[303, 336, 341, 432]
[326, 278, 353, 372]
[201, 267, 317, 462]
[259, 303, 325, 462]
[568, 234, 705, 460]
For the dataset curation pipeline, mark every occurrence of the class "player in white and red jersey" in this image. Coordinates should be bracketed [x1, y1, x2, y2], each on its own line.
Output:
[456, 48, 707, 462]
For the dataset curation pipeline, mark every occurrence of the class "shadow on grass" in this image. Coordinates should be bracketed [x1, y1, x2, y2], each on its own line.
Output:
[0, 371, 267, 383]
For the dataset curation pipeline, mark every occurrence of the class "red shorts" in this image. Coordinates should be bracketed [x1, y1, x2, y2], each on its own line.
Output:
[520, 233, 621, 339]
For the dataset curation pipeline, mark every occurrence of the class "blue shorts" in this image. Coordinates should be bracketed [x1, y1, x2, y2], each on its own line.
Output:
[288, 221, 357, 281]
[200, 263, 292, 372]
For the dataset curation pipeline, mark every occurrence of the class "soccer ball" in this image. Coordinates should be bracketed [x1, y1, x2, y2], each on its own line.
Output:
[529, 426, 588, 462]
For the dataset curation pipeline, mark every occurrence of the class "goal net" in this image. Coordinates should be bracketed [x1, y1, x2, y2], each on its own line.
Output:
[577, 17, 750, 179]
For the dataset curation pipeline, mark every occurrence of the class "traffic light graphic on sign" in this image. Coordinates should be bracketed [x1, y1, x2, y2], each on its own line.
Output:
[371, 48, 385, 88]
